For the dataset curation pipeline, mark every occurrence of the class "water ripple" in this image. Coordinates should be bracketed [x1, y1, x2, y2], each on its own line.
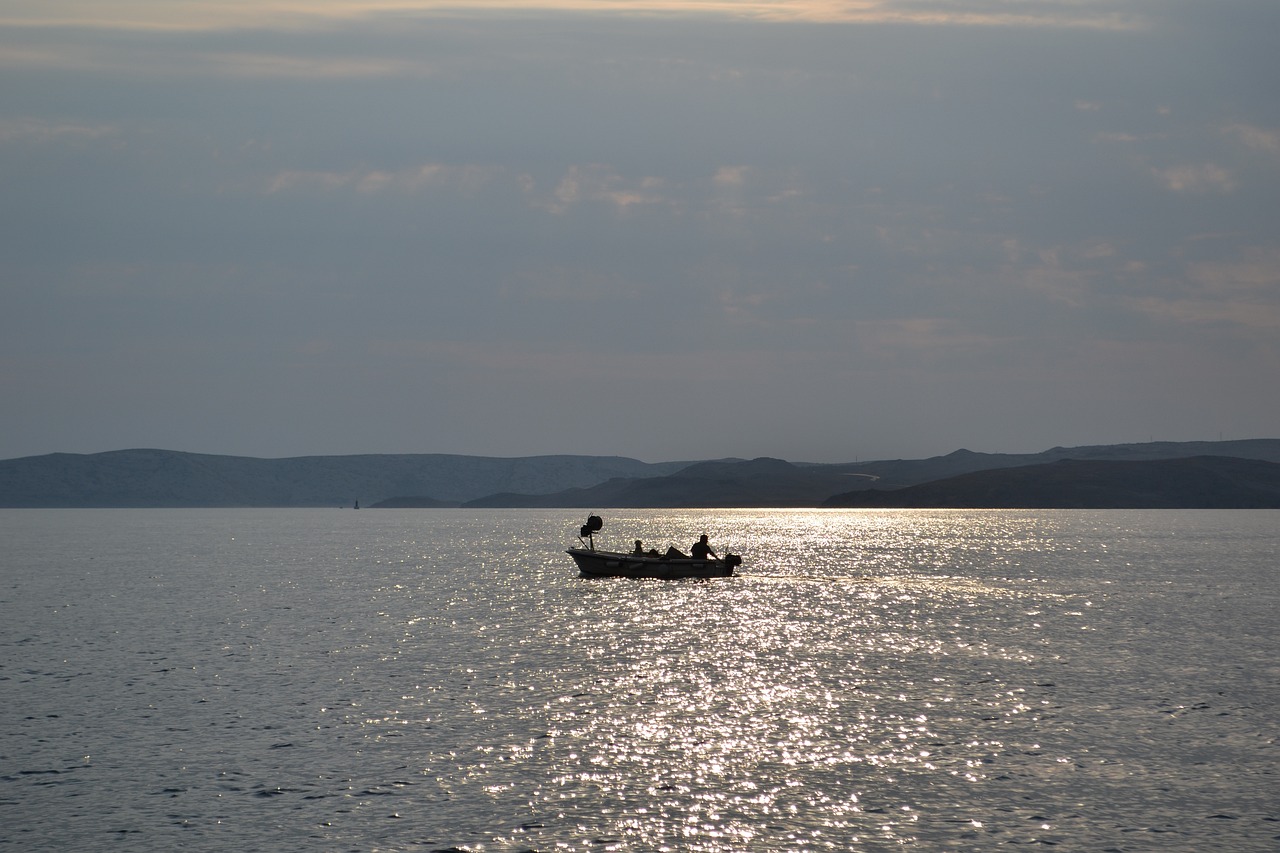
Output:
[1, 508, 1276, 850]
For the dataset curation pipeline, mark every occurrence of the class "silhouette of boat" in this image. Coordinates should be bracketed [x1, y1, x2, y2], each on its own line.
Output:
[566, 515, 741, 579]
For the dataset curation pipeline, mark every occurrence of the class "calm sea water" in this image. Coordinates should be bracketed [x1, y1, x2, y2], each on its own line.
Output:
[1, 508, 1276, 851]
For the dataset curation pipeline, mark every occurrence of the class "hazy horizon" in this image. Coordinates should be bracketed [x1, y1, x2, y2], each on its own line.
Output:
[4, 437, 1278, 467]
[3, 1, 1277, 464]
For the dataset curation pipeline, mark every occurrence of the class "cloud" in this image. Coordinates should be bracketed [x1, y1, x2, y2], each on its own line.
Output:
[713, 166, 749, 187]
[3, 0, 1278, 462]
[537, 165, 670, 214]
[0, 0, 1150, 33]
[1152, 163, 1236, 194]
[0, 117, 118, 142]
[194, 51, 435, 79]
[1100, 245, 1280, 338]
[1128, 293, 1280, 334]
[1187, 247, 1280, 298]
[849, 317, 1015, 369]
[266, 163, 499, 194]
[1093, 131, 1139, 144]
[1225, 123, 1280, 156]
[0, 37, 435, 78]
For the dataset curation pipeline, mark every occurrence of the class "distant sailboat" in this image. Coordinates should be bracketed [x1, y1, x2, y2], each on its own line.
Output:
[354, 500, 360, 510]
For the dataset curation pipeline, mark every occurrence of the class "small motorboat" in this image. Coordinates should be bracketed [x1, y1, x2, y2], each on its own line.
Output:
[566, 515, 741, 580]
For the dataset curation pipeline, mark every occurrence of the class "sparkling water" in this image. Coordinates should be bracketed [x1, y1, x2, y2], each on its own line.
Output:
[2, 509, 1277, 850]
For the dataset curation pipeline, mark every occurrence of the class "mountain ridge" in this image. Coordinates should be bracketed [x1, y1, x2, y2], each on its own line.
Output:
[460, 439, 1280, 508]
[821, 456, 1280, 509]
[3, 440, 1279, 508]
[0, 449, 692, 507]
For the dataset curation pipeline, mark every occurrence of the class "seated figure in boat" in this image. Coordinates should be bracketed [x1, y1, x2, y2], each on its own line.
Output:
[690, 534, 718, 561]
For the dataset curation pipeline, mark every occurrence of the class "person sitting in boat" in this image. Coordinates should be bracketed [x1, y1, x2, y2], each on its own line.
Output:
[633, 540, 645, 555]
[690, 534, 718, 561]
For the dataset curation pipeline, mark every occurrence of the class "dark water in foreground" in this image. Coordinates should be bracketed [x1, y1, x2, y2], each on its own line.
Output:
[1, 509, 1277, 851]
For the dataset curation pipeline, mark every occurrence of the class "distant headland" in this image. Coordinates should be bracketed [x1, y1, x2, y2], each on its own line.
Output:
[2, 440, 1279, 509]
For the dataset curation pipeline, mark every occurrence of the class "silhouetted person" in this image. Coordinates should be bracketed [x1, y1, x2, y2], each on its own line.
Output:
[690, 534, 718, 561]
[633, 540, 645, 555]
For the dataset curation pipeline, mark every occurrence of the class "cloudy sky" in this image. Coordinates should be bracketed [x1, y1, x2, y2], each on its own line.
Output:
[2, 0, 1277, 463]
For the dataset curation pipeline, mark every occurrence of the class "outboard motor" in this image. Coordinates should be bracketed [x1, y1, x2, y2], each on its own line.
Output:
[578, 514, 604, 549]
[724, 553, 742, 575]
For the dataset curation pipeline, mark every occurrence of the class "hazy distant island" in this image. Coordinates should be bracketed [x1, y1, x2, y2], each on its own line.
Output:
[0, 450, 689, 508]
[2, 440, 1279, 509]
[820, 455, 1280, 509]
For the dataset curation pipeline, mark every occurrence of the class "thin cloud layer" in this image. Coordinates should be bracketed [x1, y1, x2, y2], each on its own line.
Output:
[1, 1, 1277, 461]
[0, 1, 1148, 32]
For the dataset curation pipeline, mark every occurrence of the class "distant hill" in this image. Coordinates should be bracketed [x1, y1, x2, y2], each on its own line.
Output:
[0, 449, 690, 507]
[464, 457, 878, 508]
[3, 440, 1279, 508]
[821, 456, 1280, 509]
[823, 439, 1280, 490]
[461, 440, 1280, 508]
[367, 495, 455, 508]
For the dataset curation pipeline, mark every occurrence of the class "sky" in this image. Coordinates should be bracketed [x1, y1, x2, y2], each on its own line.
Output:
[2, 0, 1278, 463]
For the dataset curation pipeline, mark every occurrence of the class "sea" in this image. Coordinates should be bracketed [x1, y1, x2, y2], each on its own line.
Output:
[1, 508, 1276, 852]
